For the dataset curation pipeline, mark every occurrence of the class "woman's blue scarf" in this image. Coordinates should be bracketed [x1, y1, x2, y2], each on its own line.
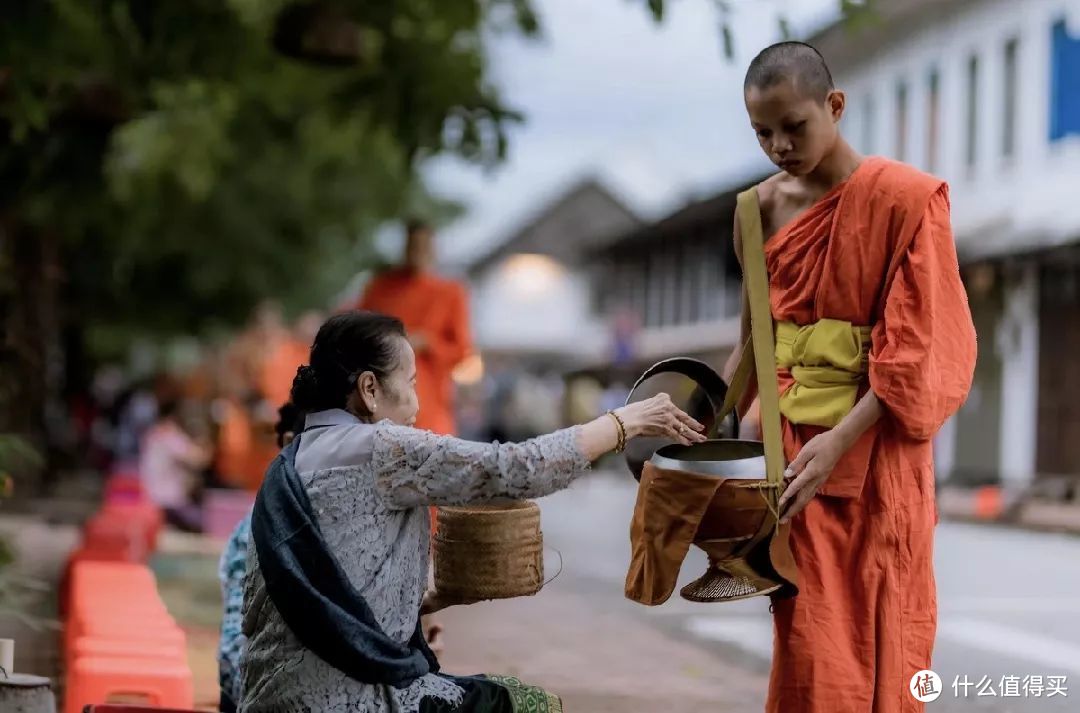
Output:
[250, 435, 439, 687]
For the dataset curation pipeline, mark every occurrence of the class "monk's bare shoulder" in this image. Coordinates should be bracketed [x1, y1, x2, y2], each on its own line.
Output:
[754, 172, 794, 239]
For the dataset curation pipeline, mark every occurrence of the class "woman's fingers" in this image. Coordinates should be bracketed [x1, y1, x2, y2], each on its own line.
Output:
[633, 399, 708, 443]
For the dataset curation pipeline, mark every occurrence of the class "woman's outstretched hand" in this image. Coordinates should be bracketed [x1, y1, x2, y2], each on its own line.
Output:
[616, 393, 707, 446]
[577, 392, 707, 464]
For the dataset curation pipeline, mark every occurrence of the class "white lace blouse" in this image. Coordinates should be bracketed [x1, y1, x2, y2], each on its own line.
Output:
[238, 409, 589, 713]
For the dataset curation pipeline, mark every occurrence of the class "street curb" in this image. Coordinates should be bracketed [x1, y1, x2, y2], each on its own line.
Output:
[938, 485, 1080, 535]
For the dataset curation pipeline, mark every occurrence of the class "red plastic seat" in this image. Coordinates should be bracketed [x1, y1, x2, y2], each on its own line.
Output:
[68, 636, 185, 666]
[82, 705, 202, 713]
[65, 656, 194, 713]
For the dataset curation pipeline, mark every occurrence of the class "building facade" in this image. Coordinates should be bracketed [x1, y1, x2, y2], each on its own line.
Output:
[816, 0, 1080, 486]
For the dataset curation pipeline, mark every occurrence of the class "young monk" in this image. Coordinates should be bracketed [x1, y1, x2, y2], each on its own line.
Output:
[725, 42, 977, 712]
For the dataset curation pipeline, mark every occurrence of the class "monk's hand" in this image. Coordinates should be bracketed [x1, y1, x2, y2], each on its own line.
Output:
[778, 430, 846, 524]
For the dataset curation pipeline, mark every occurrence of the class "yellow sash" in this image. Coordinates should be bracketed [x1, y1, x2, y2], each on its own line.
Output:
[774, 319, 871, 428]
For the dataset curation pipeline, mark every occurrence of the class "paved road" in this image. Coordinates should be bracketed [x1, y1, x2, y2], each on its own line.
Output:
[536, 470, 1080, 712]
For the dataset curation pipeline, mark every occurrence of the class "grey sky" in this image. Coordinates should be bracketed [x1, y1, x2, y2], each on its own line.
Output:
[420, 0, 838, 267]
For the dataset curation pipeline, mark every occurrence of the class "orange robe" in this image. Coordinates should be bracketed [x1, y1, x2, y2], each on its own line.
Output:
[258, 335, 309, 408]
[763, 158, 976, 712]
[358, 268, 472, 435]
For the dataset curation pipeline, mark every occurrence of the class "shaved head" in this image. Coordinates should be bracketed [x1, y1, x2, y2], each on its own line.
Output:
[744, 41, 834, 102]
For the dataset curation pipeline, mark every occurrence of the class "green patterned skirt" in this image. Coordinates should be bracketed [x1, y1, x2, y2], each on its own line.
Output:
[420, 674, 563, 713]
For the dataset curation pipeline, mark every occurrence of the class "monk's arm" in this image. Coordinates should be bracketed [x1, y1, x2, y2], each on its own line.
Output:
[779, 390, 883, 521]
[830, 389, 884, 453]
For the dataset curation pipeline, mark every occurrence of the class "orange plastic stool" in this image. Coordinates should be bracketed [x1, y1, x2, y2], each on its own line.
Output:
[61, 553, 156, 618]
[65, 656, 194, 713]
[69, 637, 185, 666]
[103, 475, 147, 505]
[82, 705, 201, 713]
[66, 616, 184, 655]
[81, 514, 149, 563]
[70, 561, 156, 594]
[63, 561, 157, 620]
[100, 502, 163, 554]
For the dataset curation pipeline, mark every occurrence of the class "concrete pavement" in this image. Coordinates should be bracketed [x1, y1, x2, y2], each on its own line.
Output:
[533, 470, 1080, 712]
[439, 586, 767, 713]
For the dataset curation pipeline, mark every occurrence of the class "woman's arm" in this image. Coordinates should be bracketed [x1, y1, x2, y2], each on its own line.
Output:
[373, 394, 705, 509]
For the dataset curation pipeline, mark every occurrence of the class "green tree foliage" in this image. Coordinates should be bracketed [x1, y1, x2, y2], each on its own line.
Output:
[1, 0, 537, 345]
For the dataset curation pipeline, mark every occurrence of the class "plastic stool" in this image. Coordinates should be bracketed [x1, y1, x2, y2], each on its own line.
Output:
[62, 561, 157, 619]
[82, 515, 148, 563]
[69, 636, 185, 666]
[82, 705, 202, 713]
[66, 616, 184, 655]
[65, 656, 194, 713]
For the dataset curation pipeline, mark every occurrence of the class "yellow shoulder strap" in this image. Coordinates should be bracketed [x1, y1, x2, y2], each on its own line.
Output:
[712, 189, 785, 488]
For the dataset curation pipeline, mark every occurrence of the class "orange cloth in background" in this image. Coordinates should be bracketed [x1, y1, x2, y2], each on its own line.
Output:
[258, 336, 310, 408]
[358, 268, 472, 435]
[215, 398, 253, 489]
[762, 158, 976, 713]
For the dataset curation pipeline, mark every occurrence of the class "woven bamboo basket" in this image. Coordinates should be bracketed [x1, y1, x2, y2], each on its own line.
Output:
[433, 501, 544, 601]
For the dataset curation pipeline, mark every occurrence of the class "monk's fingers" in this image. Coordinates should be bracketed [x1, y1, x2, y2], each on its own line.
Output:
[784, 447, 814, 479]
[778, 467, 814, 512]
[779, 489, 814, 524]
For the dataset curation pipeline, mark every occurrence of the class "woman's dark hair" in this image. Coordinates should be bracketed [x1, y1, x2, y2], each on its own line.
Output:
[289, 311, 406, 414]
[274, 401, 304, 447]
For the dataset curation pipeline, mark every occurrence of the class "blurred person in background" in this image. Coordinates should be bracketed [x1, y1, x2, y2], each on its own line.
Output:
[139, 397, 212, 532]
[358, 218, 472, 436]
[255, 303, 318, 411]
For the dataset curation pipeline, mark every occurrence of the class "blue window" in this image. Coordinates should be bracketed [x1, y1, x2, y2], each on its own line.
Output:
[1050, 19, 1080, 141]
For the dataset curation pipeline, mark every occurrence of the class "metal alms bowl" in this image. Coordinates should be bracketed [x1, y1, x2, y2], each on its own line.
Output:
[649, 439, 766, 479]
[623, 357, 740, 480]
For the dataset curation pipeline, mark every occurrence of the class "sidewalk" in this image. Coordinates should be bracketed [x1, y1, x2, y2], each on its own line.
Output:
[438, 586, 767, 713]
[938, 484, 1080, 533]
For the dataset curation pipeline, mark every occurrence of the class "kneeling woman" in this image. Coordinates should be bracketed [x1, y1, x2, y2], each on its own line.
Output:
[239, 311, 703, 712]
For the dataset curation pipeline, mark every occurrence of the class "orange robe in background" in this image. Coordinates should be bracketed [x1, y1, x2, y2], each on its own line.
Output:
[763, 158, 976, 713]
[215, 398, 254, 489]
[258, 336, 310, 408]
[358, 268, 472, 435]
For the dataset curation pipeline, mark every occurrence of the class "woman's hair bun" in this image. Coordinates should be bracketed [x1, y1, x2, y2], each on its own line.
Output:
[290, 364, 321, 411]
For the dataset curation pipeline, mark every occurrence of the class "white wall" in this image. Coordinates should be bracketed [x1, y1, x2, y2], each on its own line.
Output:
[471, 255, 606, 358]
[836, 0, 1080, 261]
[996, 263, 1041, 485]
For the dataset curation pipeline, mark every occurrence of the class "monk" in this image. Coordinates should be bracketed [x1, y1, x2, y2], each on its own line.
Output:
[358, 218, 472, 435]
[725, 42, 977, 712]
